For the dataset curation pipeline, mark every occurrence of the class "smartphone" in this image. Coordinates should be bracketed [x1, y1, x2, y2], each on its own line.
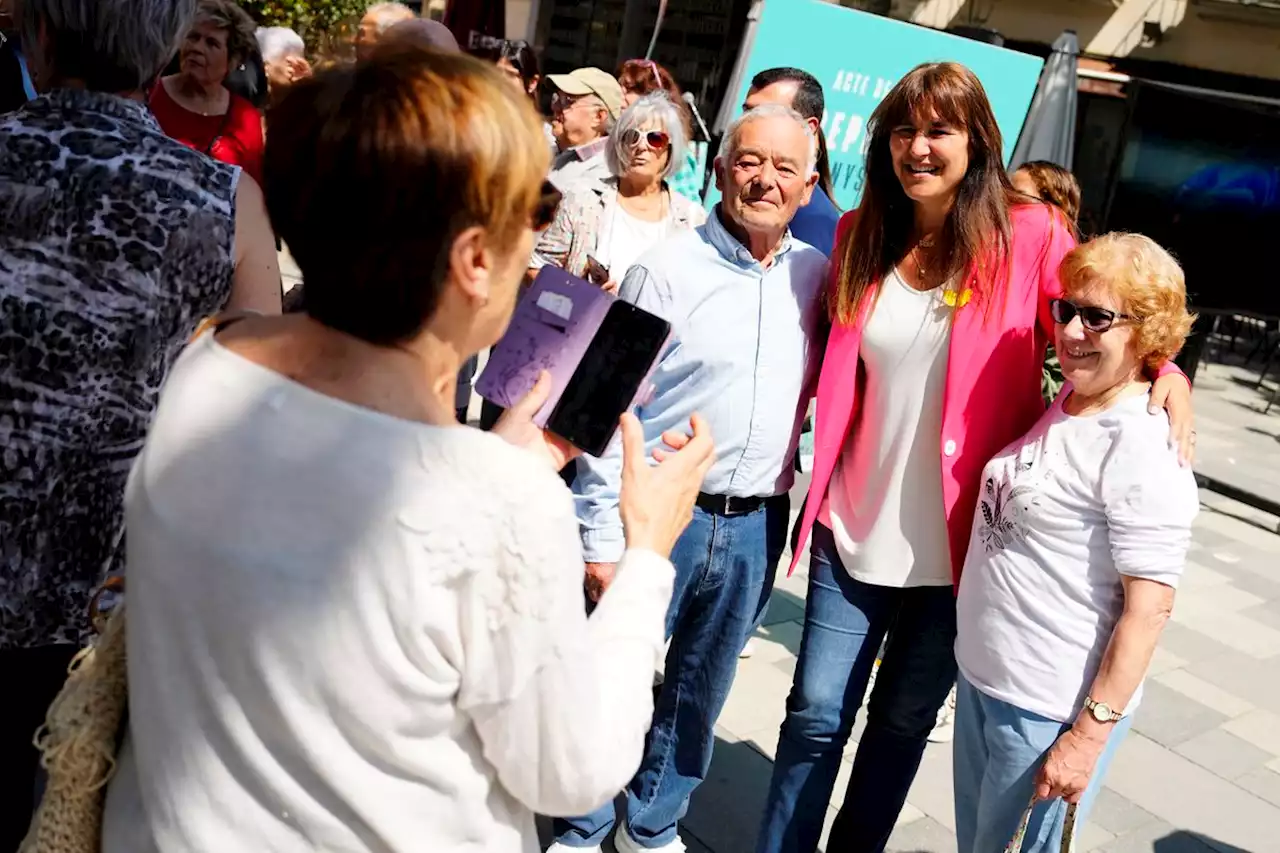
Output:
[475, 267, 670, 457]
[546, 301, 671, 457]
[584, 255, 610, 287]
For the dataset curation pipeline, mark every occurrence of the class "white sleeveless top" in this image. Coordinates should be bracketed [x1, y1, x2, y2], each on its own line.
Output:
[821, 268, 954, 588]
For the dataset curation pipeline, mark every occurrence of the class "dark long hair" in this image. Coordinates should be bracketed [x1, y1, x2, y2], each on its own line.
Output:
[832, 62, 1018, 325]
[814, 130, 836, 205]
[469, 37, 540, 99]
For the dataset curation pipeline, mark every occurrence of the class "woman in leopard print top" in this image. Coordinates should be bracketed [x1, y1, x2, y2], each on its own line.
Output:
[0, 0, 281, 839]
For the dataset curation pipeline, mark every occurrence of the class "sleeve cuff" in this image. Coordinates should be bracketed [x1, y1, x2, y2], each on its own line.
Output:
[582, 528, 626, 564]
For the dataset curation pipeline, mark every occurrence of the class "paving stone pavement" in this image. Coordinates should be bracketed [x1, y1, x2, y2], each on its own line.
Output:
[658, 483, 1280, 853]
[1189, 358, 1280, 515]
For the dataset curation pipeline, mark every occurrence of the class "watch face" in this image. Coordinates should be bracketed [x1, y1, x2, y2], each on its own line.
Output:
[1091, 702, 1112, 722]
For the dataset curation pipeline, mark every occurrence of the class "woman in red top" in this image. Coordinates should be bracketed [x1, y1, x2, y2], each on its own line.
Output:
[150, 0, 264, 185]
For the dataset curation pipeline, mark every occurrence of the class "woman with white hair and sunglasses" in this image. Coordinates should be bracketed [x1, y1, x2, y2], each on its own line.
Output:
[532, 91, 706, 295]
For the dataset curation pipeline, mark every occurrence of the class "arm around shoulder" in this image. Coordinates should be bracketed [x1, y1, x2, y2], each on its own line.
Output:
[229, 174, 282, 315]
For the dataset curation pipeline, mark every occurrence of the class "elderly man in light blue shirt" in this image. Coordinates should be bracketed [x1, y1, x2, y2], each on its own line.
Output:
[550, 104, 828, 853]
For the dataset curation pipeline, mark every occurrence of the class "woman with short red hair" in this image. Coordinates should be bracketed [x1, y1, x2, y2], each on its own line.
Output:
[952, 233, 1198, 853]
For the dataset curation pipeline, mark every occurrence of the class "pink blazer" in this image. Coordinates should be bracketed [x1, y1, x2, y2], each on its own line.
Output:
[792, 202, 1075, 585]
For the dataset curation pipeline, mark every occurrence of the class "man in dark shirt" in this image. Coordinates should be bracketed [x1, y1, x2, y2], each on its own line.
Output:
[743, 67, 841, 257]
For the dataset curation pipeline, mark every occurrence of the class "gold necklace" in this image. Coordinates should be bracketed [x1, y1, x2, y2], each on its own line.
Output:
[909, 233, 941, 287]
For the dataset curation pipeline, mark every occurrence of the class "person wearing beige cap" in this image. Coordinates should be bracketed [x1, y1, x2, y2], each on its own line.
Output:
[546, 67, 623, 195]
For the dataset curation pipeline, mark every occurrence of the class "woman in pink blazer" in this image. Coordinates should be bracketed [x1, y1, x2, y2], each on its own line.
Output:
[755, 63, 1193, 853]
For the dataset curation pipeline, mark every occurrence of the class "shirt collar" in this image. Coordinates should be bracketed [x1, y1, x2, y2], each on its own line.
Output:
[571, 136, 609, 162]
[705, 204, 795, 268]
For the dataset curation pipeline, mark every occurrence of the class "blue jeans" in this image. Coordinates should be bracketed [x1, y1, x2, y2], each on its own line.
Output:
[757, 524, 958, 853]
[553, 496, 790, 849]
[953, 674, 1132, 853]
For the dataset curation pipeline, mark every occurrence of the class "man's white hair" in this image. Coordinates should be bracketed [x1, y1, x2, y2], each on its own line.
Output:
[255, 26, 305, 63]
[364, 1, 414, 33]
[717, 103, 817, 177]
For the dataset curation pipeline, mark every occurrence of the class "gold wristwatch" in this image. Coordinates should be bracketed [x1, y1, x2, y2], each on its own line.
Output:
[1083, 697, 1124, 723]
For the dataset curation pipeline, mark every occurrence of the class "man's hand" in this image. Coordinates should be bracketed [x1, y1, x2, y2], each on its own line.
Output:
[584, 562, 618, 602]
[492, 370, 580, 471]
[618, 412, 714, 558]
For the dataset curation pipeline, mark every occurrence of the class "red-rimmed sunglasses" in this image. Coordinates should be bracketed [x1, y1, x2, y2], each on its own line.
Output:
[532, 180, 562, 232]
[621, 128, 671, 151]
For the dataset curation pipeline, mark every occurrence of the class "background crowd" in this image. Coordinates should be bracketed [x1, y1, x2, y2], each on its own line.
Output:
[0, 3, 1203, 853]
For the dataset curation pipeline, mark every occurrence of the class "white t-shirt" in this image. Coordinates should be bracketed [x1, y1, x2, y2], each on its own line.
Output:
[598, 201, 671, 282]
[822, 268, 954, 587]
[955, 388, 1199, 723]
[101, 334, 674, 853]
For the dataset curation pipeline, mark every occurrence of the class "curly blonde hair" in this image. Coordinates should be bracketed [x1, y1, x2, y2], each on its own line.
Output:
[1058, 233, 1196, 371]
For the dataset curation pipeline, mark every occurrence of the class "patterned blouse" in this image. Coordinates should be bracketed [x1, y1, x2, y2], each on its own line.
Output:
[0, 89, 239, 650]
[532, 177, 707, 279]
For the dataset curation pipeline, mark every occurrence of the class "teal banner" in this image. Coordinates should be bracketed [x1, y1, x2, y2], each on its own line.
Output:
[710, 0, 1044, 210]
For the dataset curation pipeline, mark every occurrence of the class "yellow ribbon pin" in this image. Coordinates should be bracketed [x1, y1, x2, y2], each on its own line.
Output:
[942, 288, 973, 308]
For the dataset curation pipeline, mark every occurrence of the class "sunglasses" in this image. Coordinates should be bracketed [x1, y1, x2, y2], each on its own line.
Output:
[532, 180, 562, 232]
[1049, 298, 1135, 333]
[552, 92, 602, 114]
[622, 129, 671, 151]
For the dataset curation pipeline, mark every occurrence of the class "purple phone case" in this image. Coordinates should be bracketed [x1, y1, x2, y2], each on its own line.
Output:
[476, 266, 668, 435]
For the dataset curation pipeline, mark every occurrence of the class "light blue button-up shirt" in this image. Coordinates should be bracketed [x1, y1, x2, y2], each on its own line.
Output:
[574, 206, 829, 562]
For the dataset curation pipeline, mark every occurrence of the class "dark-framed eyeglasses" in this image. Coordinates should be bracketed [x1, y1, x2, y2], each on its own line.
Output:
[1049, 298, 1135, 333]
[552, 92, 598, 114]
[532, 180, 562, 232]
[621, 129, 671, 151]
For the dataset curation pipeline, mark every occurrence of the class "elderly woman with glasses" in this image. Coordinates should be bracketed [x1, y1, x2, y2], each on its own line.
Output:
[616, 58, 705, 202]
[100, 46, 715, 853]
[952, 233, 1198, 853]
[533, 92, 706, 295]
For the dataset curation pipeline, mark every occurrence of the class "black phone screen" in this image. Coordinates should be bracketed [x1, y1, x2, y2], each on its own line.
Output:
[547, 301, 670, 457]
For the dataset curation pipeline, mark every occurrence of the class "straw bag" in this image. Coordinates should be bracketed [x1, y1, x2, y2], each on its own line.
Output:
[1006, 796, 1078, 853]
[19, 576, 128, 853]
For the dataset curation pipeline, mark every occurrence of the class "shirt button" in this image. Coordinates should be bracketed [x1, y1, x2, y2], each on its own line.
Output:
[943, 439, 957, 457]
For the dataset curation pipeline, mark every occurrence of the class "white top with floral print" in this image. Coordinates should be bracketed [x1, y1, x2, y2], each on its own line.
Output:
[955, 388, 1198, 723]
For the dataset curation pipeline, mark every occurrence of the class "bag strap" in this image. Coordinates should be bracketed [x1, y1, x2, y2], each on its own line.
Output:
[87, 574, 125, 635]
[191, 309, 260, 341]
[1006, 796, 1077, 853]
[204, 104, 234, 156]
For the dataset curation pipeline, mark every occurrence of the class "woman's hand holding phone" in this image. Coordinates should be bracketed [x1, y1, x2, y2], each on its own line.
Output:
[492, 370, 581, 472]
